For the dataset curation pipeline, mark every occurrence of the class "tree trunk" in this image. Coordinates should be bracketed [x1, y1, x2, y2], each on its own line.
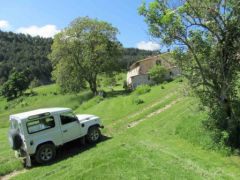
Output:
[89, 80, 98, 95]
[219, 89, 240, 148]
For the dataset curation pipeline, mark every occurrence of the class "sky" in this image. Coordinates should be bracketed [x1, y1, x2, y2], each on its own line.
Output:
[0, 0, 161, 51]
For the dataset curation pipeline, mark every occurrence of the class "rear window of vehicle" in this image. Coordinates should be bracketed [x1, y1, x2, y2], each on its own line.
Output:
[27, 116, 55, 134]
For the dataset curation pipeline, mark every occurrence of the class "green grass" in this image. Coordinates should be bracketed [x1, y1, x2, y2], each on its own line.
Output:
[1, 79, 240, 179]
[0, 84, 93, 128]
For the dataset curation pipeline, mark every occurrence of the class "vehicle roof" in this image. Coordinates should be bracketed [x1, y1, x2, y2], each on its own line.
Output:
[10, 107, 71, 122]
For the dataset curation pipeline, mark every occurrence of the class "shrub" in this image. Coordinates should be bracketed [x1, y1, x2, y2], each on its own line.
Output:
[148, 65, 169, 84]
[132, 96, 144, 105]
[134, 85, 151, 95]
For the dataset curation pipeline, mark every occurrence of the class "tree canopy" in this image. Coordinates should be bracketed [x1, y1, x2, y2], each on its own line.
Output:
[149, 65, 169, 84]
[50, 17, 122, 94]
[1, 70, 31, 100]
[140, 0, 240, 147]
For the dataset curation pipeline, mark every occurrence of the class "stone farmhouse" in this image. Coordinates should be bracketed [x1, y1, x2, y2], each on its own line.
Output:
[126, 54, 180, 89]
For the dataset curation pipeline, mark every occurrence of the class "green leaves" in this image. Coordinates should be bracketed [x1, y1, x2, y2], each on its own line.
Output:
[1, 70, 31, 100]
[50, 17, 122, 94]
[140, 0, 240, 147]
[148, 65, 169, 84]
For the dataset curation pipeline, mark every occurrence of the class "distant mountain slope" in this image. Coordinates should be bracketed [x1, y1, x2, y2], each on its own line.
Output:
[0, 30, 159, 86]
[0, 31, 53, 85]
[119, 48, 159, 70]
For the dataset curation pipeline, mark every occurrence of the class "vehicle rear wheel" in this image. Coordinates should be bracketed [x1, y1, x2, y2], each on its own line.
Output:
[86, 126, 101, 144]
[35, 143, 56, 164]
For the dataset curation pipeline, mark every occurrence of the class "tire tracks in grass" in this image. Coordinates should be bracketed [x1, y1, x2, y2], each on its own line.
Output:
[127, 98, 182, 128]
[106, 91, 179, 134]
[1, 169, 27, 180]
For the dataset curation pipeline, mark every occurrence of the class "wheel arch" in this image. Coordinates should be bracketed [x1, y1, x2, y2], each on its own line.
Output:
[87, 124, 100, 132]
[35, 141, 56, 153]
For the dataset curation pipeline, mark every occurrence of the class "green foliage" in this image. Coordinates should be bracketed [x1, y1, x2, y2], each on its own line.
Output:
[140, 0, 240, 148]
[132, 96, 144, 104]
[52, 60, 86, 93]
[1, 70, 31, 100]
[148, 65, 168, 84]
[123, 80, 128, 91]
[119, 48, 159, 70]
[102, 74, 117, 89]
[50, 17, 122, 94]
[29, 78, 42, 89]
[0, 31, 52, 85]
[134, 84, 151, 95]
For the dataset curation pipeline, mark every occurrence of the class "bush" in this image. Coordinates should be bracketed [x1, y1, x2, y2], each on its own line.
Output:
[132, 96, 144, 105]
[134, 85, 151, 95]
[148, 65, 169, 84]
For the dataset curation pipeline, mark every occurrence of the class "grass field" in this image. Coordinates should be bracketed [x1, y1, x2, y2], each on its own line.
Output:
[1, 79, 240, 179]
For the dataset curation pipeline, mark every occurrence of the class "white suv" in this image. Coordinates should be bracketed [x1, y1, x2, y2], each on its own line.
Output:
[8, 107, 104, 165]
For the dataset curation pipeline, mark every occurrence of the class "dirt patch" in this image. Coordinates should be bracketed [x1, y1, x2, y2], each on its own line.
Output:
[128, 98, 181, 128]
[1, 169, 27, 180]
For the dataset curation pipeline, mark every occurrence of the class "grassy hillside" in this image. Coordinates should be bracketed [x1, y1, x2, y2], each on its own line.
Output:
[1, 79, 240, 179]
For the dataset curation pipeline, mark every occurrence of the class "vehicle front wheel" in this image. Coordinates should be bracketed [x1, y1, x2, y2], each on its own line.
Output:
[35, 143, 56, 164]
[86, 126, 101, 144]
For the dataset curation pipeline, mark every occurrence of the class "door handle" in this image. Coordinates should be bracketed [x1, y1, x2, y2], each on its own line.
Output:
[63, 130, 68, 133]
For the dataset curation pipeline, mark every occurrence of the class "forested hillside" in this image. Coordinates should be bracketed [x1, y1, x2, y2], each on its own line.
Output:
[0, 30, 159, 87]
[119, 48, 159, 70]
[0, 31, 53, 85]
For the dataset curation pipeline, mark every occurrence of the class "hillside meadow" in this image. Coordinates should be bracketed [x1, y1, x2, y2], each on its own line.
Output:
[1, 78, 240, 179]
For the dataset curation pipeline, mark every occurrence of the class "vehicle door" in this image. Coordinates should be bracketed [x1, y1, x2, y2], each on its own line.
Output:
[59, 112, 81, 143]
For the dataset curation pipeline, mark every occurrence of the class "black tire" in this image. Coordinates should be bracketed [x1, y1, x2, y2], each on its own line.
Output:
[35, 143, 56, 164]
[86, 126, 101, 144]
[8, 129, 22, 150]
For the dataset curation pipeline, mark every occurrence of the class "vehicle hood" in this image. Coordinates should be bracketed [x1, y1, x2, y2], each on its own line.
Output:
[76, 114, 99, 122]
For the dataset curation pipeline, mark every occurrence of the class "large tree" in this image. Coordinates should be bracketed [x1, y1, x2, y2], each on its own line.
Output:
[1, 70, 31, 100]
[50, 17, 122, 94]
[139, 0, 240, 147]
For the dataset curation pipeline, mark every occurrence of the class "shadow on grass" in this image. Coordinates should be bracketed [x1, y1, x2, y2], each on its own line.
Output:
[105, 90, 129, 98]
[30, 135, 111, 167]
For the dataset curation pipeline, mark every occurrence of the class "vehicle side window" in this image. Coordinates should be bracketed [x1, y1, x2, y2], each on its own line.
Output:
[27, 116, 55, 134]
[60, 112, 78, 125]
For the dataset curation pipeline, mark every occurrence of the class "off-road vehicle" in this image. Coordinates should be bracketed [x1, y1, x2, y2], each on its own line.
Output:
[8, 108, 104, 166]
